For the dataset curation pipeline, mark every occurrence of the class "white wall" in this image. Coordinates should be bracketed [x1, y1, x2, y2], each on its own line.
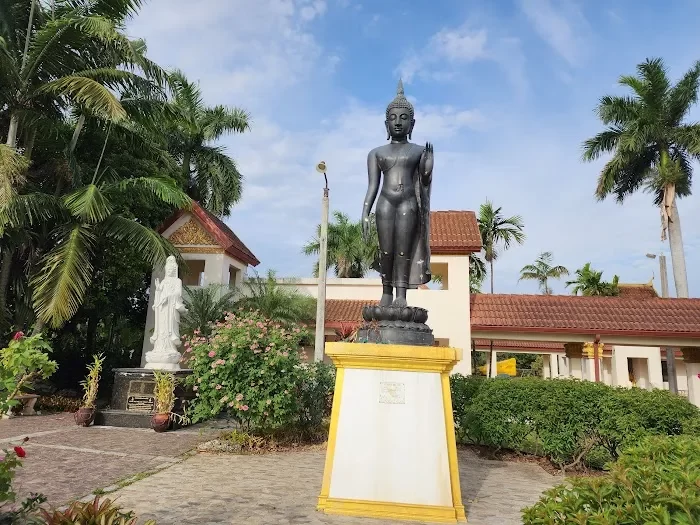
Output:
[276, 254, 473, 375]
[611, 346, 664, 390]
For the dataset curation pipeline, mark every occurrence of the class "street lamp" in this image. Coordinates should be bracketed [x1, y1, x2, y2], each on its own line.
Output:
[646, 252, 678, 394]
[314, 161, 329, 362]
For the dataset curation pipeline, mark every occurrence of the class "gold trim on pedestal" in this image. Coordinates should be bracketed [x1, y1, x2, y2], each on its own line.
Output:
[317, 342, 467, 523]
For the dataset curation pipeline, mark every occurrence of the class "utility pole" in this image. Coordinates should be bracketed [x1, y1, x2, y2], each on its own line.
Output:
[647, 252, 678, 394]
[314, 162, 329, 362]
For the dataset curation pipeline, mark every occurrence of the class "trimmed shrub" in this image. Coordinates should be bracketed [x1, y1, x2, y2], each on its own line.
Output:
[522, 435, 700, 524]
[449, 374, 485, 443]
[451, 376, 700, 469]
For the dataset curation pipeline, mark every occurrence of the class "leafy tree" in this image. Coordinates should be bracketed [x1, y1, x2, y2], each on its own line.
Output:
[303, 211, 379, 278]
[477, 200, 525, 294]
[518, 251, 569, 294]
[165, 70, 250, 217]
[582, 58, 700, 298]
[566, 263, 620, 296]
[236, 270, 316, 325]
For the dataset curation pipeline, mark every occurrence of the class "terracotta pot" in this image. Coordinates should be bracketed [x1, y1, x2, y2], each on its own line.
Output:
[150, 413, 170, 433]
[74, 407, 95, 427]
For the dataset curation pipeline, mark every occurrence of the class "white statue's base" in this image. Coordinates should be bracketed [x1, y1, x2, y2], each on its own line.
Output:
[318, 343, 466, 523]
[143, 349, 182, 371]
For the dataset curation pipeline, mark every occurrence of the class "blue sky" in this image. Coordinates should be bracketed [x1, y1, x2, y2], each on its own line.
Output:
[127, 0, 700, 296]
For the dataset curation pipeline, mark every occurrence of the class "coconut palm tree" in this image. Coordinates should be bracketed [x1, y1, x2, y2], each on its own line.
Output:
[566, 263, 620, 296]
[303, 211, 379, 278]
[518, 252, 569, 294]
[477, 200, 525, 293]
[470, 254, 486, 294]
[582, 58, 700, 298]
[166, 70, 250, 217]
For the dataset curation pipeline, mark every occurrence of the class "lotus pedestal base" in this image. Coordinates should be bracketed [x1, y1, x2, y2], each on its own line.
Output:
[317, 342, 466, 523]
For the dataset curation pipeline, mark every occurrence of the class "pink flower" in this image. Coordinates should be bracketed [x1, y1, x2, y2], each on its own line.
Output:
[228, 401, 235, 407]
[263, 411, 268, 416]
[241, 405, 249, 411]
[186, 348, 192, 353]
[208, 350, 216, 358]
[193, 386, 198, 391]
[235, 393, 244, 401]
[282, 351, 288, 357]
[12, 331, 24, 341]
[194, 329, 200, 335]
[266, 399, 271, 405]
[697, 373, 700, 379]
[215, 384, 222, 390]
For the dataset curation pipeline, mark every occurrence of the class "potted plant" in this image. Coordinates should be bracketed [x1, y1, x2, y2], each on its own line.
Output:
[75, 354, 105, 426]
[151, 370, 178, 432]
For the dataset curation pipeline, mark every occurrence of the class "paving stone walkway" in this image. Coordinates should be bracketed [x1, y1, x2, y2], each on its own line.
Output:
[4, 414, 561, 524]
[111, 448, 560, 525]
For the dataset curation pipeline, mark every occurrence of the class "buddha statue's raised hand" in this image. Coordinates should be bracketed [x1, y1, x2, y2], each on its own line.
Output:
[419, 142, 434, 179]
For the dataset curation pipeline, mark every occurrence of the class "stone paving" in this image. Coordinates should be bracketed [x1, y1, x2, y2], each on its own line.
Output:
[111, 448, 560, 525]
[4, 414, 560, 524]
[5, 413, 222, 505]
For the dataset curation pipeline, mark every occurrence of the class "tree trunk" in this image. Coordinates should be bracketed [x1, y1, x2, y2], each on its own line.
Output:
[490, 259, 494, 294]
[23, 128, 36, 160]
[182, 149, 192, 193]
[5, 114, 19, 147]
[667, 195, 689, 298]
[0, 248, 14, 327]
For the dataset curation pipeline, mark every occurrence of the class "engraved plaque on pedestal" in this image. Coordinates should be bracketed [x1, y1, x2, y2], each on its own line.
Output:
[126, 379, 155, 412]
[379, 382, 405, 404]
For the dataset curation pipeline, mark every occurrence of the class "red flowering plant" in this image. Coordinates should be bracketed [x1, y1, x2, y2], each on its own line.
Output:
[0, 333, 57, 415]
[0, 436, 45, 517]
[185, 309, 310, 431]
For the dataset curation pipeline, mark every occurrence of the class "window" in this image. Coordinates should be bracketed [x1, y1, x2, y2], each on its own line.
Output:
[182, 259, 205, 286]
[229, 266, 239, 287]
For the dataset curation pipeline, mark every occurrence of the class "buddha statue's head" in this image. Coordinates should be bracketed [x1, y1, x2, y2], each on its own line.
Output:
[385, 79, 415, 141]
[164, 255, 178, 278]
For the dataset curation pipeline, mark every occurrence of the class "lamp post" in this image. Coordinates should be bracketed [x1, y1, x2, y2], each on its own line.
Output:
[314, 161, 329, 362]
[646, 252, 678, 394]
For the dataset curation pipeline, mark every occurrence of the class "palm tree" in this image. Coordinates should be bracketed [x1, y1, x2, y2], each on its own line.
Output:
[469, 253, 486, 294]
[582, 58, 700, 298]
[303, 211, 379, 278]
[477, 200, 525, 293]
[566, 263, 620, 296]
[518, 252, 569, 294]
[236, 270, 316, 324]
[181, 284, 237, 336]
[166, 70, 250, 217]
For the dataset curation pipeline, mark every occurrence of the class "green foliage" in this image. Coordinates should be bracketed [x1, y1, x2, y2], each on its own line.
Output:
[185, 309, 311, 431]
[0, 437, 46, 520]
[522, 435, 700, 524]
[80, 353, 104, 408]
[296, 361, 335, 438]
[236, 271, 316, 325]
[38, 495, 156, 524]
[449, 374, 485, 443]
[303, 211, 379, 278]
[450, 376, 700, 469]
[181, 284, 237, 337]
[478, 200, 525, 293]
[566, 263, 620, 296]
[0, 333, 57, 414]
[518, 252, 569, 295]
[469, 254, 486, 294]
[152, 369, 177, 414]
[36, 395, 81, 413]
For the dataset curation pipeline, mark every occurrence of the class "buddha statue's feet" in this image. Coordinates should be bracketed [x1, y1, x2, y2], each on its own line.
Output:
[379, 293, 393, 307]
[392, 297, 408, 308]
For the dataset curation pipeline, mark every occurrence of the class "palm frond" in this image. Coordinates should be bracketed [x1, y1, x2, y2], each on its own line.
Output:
[666, 61, 700, 126]
[0, 145, 28, 208]
[0, 192, 65, 233]
[581, 128, 623, 162]
[64, 184, 112, 223]
[201, 105, 251, 140]
[38, 75, 127, 121]
[112, 176, 191, 208]
[100, 214, 178, 267]
[31, 224, 96, 328]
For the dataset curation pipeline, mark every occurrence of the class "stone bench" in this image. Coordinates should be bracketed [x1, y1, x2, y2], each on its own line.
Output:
[3, 394, 41, 418]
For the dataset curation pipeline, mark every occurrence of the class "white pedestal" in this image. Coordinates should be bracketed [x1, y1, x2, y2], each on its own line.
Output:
[318, 342, 466, 523]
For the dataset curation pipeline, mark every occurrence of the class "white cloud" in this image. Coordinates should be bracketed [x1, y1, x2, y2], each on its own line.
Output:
[518, 0, 589, 65]
[395, 23, 527, 93]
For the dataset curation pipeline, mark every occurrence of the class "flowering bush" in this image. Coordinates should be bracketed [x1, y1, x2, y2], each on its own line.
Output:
[185, 309, 313, 431]
[0, 332, 57, 415]
[0, 437, 46, 520]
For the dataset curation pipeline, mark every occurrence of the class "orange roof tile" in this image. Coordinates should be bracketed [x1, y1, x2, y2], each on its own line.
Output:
[429, 211, 481, 254]
[470, 294, 700, 337]
[160, 202, 259, 267]
[618, 283, 659, 299]
[325, 299, 376, 327]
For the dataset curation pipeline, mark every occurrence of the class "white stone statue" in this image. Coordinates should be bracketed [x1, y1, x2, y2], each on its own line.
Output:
[145, 256, 188, 371]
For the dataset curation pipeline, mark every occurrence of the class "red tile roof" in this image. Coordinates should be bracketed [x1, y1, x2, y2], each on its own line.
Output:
[470, 294, 700, 337]
[618, 283, 659, 299]
[325, 299, 375, 327]
[159, 202, 260, 267]
[429, 211, 481, 254]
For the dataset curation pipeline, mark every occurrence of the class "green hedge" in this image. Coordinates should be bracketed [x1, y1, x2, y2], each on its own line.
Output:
[450, 375, 700, 469]
[522, 435, 700, 524]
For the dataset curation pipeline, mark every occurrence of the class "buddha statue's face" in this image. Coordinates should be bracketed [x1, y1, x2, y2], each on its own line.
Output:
[385, 107, 414, 140]
[165, 257, 177, 277]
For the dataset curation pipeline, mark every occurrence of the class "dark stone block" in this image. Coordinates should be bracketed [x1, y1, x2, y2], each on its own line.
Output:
[357, 306, 434, 346]
[95, 368, 193, 428]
